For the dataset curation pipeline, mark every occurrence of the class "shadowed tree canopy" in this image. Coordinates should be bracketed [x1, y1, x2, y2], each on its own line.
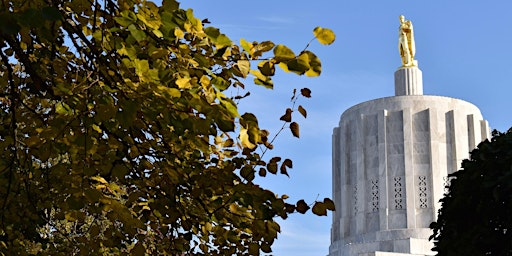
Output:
[0, 0, 335, 255]
[430, 128, 512, 256]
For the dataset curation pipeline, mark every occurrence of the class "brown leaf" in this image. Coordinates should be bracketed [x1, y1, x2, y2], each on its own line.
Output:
[283, 159, 293, 168]
[312, 202, 327, 216]
[258, 168, 267, 177]
[298, 105, 307, 118]
[267, 162, 278, 174]
[280, 159, 293, 176]
[296, 199, 310, 214]
[279, 108, 292, 122]
[280, 165, 289, 177]
[284, 203, 296, 213]
[300, 88, 311, 98]
[323, 198, 336, 211]
[290, 122, 300, 138]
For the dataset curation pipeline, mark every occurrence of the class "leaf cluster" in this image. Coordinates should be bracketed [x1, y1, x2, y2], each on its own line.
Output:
[0, 0, 334, 255]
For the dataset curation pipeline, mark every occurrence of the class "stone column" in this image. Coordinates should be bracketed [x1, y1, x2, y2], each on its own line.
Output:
[395, 66, 423, 96]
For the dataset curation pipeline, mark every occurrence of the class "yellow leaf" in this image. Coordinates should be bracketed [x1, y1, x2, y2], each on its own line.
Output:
[91, 176, 108, 184]
[152, 29, 163, 38]
[157, 85, 181, 98]
[240, 38, 252, 52]
[175, 77, 191, 89]
[236, 60, 250, 77]
[200, 75, 210, 86]
[92, 124, 102, 133]
[174, 27, 184, 39]
[313, 27, 336, 45]
[273, 44, 295, 62]
[240, 128, 256, 149]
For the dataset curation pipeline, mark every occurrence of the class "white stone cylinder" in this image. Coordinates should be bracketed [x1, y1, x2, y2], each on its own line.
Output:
[395, 67, 423, 96]
[328, 95, 489, 256]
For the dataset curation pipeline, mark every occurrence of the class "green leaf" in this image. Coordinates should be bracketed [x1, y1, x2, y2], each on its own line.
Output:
[247, 127, 261, 145]
[212, 76, 230, 91]
[162, 0, 180, 10]
[257, 60, 275, 76]
[273, 44, 295, 62]
[285, 52, 310, 75]
[157, 85, 181, 98]
[205, 27, 232, 48]
[55, 102, 73, 116]
[128, 24, 147, 42]
[220, 97, 239, 117]
[134, 59, 149, 76]
[250, 70, 273, 89]
[253, 41, 275, 57]
[313, 27, 336, 45]
[115, 10, 138, 27]
[304, 51, 322, 77]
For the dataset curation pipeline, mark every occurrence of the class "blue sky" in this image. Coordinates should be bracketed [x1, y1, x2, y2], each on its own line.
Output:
[178, 1, 512, 255]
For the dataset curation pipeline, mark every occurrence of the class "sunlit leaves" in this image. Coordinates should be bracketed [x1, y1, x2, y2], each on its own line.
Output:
[175, 77, 191, 89]
[128, 24, 147, 42]
[0, 0, 336, 254]
[313, 27, 336, 45]
[258, 60, 275, 76]
[250, 70, 273, 89]
[240, 128, 256, 149]
[278, 51, 321, 76]
[115, 10, 137, 27]
[156, 85, 181, 98]
[205, 27, 232, 49]
[273, 44, 295, 61]
[235, 60, 250, 78]
[55, 102, 73, 116]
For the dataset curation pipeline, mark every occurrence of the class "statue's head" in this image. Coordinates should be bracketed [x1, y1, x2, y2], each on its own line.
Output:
[399, 15, 405, 22]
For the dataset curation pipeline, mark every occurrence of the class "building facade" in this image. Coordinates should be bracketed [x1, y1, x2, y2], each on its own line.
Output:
[328, 65, 490, 256]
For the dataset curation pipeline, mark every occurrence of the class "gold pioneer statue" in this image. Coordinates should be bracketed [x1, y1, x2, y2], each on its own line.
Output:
[398, 15, 416, 67]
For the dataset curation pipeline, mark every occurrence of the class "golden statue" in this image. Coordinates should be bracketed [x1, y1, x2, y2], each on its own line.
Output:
[398, 15, 416, 67]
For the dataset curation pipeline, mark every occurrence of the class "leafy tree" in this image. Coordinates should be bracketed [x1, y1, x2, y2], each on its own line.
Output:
[430, 128, 512, 255]
[0, 0, 335, 255]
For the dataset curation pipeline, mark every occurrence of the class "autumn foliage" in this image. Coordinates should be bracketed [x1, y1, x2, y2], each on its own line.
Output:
[0, 0, 334, 255]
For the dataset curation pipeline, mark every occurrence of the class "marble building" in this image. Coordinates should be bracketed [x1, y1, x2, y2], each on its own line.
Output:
[327, 16, 490, 256]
